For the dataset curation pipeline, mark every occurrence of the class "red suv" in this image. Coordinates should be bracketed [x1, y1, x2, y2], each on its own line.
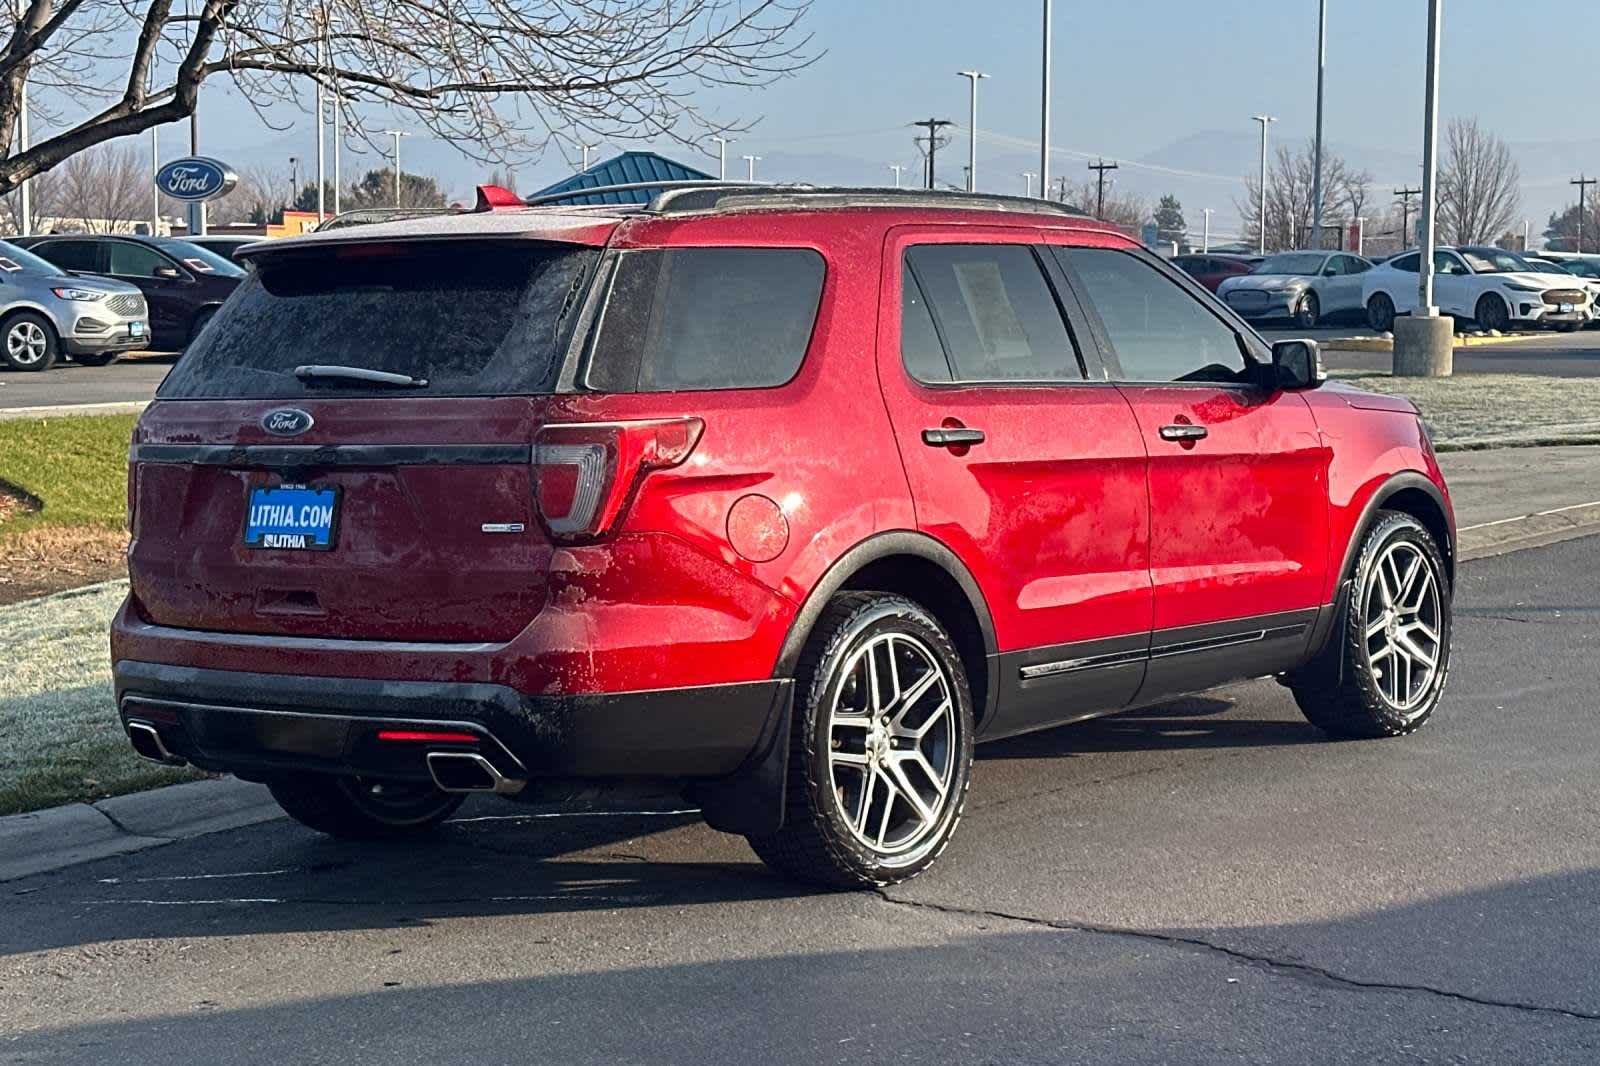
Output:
[114, 186, 1455, 888]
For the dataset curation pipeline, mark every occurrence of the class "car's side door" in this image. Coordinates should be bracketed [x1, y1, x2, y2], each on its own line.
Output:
[1432, 250, 1474, 318]
[29, 238, 104, 277]
[1051, 242, 1331, 701]
[876, 228, 1154, 738]
[1382, 252, 1422, 315]
[1324, 254, 1364, 312]
[103, 241, 189, 342]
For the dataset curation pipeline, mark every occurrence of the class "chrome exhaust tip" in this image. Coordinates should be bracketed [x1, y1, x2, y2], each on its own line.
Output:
[425, 751, 526, 797]
[126, 721, 186, 766]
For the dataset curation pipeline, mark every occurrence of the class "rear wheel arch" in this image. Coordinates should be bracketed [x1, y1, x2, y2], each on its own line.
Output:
[774, 532, 997, 728]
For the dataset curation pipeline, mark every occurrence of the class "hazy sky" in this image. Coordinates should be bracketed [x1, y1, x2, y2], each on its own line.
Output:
[145, 0, 1575, 201]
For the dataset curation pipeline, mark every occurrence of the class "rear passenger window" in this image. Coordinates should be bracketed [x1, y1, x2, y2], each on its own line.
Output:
[901, 272, 953, 382]
[903, 244, 1082, 382]
[585, 248, 824, 392]
[34, 240, 100, 272]
[1064, 247, 1249, 384]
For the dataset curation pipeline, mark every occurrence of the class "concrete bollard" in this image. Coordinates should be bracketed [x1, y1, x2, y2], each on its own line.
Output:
[1393, 314, 1454, 377]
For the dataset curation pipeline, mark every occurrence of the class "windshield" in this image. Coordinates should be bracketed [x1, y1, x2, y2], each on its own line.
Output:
[1460, 248, 1535, 274]
[152, 237, 246, 277]
[0, 239, 68, 276]
[159, 240, 599, 399]
[1252, 252, 1327, 276]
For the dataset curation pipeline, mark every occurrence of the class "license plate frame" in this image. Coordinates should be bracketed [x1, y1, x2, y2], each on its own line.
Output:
[243, 484, 341, 551]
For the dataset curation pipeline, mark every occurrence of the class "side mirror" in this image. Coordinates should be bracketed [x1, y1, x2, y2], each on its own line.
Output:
[1323, 266, 1338, 276]
[153, 265, 183, 280]
[1267, 338, 1325, 391]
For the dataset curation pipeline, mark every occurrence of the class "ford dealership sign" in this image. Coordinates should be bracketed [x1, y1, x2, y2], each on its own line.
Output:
[155, 156, 237, 202]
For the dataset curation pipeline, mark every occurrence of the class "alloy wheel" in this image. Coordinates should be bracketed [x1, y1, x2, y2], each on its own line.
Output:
[827, 632, 956, 859]
[7, 320, 47, 366]
[1362, 539, 1443, 716]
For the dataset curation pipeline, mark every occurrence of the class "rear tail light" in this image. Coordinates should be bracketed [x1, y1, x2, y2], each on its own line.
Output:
[533, 418, 703, 542]
[126, 462, 139, 532]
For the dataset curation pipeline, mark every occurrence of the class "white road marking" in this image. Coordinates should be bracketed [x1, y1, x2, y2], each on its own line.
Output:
[1460, 499, 1600, 532]
[447, 808, 700, 824]
[96, 869, 294, 885]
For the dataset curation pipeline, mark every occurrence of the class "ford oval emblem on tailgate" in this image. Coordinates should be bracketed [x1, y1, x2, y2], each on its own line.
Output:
[261, 408, 314, 436]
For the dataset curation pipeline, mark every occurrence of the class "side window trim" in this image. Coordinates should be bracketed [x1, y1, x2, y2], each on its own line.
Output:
[1047, 243, 1267, 388]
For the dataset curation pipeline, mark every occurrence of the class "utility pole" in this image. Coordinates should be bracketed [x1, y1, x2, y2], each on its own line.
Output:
[1039, 0, 1052, 198]
[956, 70, 988, 192]
[888, 164, 905, 188]
[1572, 175, 1597, 252]
[1022, 171, 1035, 198]
[1310, 0, 1328, 249]
[381, 130, 411, 206]
[1395, 186, 1421, 245]
[1202, 208, 1213, 252]
[741, 154, 761, 182]
[913, 118, 954, 190]
[1087, 158, 1119, 219]
[711, 136, 730, 181]
[1251, 115, 1277, 254]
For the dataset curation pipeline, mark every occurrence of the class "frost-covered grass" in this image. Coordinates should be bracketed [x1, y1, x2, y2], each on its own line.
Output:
[1334, 373, 1600, 449]
[0, 580, 198, 814]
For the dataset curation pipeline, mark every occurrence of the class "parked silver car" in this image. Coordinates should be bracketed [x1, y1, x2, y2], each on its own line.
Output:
[0, 239, 149, 371]
[1215, 249, 1374, 328]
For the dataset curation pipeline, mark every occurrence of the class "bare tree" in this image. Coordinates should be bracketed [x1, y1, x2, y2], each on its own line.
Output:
[205, 162, 285, 226]
[0, 0, 814, 196]
[50, 141, 147, 231]
[1237, 139, 1364, 252]
[1437, 118, 1520, 245]
[1060, 178, 1146, 233]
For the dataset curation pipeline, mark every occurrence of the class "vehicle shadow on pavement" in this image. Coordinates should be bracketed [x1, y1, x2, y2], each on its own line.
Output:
[977, 694, 1328, 759]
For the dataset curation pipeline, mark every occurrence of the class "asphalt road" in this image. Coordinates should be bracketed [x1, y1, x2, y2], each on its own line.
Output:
[0, 352, 173, 412]
[4, 536, 1599, 1064]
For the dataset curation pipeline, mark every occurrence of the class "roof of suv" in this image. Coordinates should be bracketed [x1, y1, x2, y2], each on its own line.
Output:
[243, 183, 1118, 260]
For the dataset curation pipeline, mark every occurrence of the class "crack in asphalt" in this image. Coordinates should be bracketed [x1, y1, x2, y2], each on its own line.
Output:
[875, 892, 1600, 1024]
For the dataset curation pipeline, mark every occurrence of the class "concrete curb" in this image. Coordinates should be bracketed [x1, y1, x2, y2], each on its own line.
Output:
[0, 400, 149, 422]
[1324, 332, 1550, 355]
[1458, 501, 1600, 561]
[0, 777, 281, 882]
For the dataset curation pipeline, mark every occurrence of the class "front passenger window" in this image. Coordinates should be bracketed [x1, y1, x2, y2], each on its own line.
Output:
[1063, 247, 1249, 384]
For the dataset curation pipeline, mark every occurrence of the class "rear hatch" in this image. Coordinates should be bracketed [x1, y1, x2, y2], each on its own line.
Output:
[129, 236, 604, 643]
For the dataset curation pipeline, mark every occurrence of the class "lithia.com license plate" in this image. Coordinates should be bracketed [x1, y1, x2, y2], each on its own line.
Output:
[243, 485, 340, 550]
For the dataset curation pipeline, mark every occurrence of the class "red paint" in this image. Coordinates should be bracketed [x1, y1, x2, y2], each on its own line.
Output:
[115, 202, 1452, 718]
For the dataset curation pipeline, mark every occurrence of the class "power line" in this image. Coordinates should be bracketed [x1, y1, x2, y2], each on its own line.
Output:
[1395, 186, 1422, 244]
[1087, 158, 1119, 219]
[912, 118, 954, 191]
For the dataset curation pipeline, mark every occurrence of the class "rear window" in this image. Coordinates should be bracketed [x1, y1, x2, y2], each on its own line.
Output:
[159, 241, 599, 399]
[583, 247, 824, 392]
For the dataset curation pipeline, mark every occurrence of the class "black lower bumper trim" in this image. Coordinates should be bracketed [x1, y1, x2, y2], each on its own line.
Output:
[114, 660, 792, 784]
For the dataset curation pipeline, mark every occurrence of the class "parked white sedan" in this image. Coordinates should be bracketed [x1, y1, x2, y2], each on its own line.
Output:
[1361, 246, 1591, 332]
[1216, 250, 1374, 328]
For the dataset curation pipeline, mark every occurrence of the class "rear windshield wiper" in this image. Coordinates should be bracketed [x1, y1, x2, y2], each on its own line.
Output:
[293, 364, 429, 389]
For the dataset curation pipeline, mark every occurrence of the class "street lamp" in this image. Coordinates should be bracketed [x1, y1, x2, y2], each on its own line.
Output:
[579, 142, 599, 171]
[888, 164, 905, 188]
[1022, 171, 1035, 197]
[288, 156, 299, 210]
[381, 130, 411, 206]
[956, 70, 989, 192]
[1251, 114, 1277, 254]
[1310, 0, 1327, 249]
[1039, 0, 1052, 197]
[711, 136, 731, 181]
[1202, 207, 1213, 252]
[741, 154, 761, 182]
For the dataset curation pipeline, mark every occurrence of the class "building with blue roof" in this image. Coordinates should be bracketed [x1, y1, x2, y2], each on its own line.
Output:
[532, 151, 713, 206]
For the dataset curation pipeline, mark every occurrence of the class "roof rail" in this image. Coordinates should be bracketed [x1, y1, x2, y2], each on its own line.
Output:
[523, 180, 1092, 219]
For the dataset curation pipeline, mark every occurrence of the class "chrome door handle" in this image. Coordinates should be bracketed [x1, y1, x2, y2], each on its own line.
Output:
[1158, 424, 1208, 442]
[922, 427, 986, 447]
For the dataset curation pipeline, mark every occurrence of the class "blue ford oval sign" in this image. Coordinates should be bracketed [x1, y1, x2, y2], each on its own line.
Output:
[155, 156, 238, 202]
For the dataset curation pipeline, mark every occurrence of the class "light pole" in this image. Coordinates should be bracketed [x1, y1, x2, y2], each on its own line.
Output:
[580, 143, 599, 171]
[1356, 216, 1368, 255]
[1202, 208, 1213, 252]
[1251, 114, 1277, 254]
[11, 0, 29, 235]
[1039, 0, 1052, 198]
[741, 154, 761, 182]
[1022, 171, 1035, 197]
[957, 70, 988, 192]
[888, 164, 905, 188]
[288, 156, 299, 211]
[1310, 0, 1327, 249]
[315, 77, 326, 223]
[1417, 0, 1441, 318]
[381, 130, 411, 206]
[711, 136, 730, 180]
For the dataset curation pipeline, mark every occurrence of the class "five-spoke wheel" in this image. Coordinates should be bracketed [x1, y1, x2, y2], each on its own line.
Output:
[2, 312, 56, 372]
[1361, 538, 1444, 716]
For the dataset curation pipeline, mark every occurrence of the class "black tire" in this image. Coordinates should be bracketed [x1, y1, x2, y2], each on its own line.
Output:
[1366, 292, 1396, 332]
[268, 773, 465, 839]
[188, 306, 218, 347]
[1475, 293, 1510, 332]
[1288, 511, 1451, 739]
[1294, 291, 1321, 329]
[747, 592, 975, 889]
[1, 311, 58, 372]
[69, 350, 120, 367]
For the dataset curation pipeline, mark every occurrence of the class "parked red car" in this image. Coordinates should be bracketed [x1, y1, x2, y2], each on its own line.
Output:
[1173, 252, 1260, 292]
[115, 186, 1456, 887]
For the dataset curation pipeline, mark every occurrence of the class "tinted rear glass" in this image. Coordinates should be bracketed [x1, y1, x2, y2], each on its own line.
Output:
[159, 241, 599, 399]
[583, 247, 824, 392]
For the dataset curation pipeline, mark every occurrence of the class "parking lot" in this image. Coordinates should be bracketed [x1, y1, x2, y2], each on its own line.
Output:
[3, 537, 1598, 1064]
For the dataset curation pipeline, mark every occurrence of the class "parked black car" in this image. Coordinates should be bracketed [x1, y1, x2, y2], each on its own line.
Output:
[184, 235, 261, 265]
[14, 235, 244, 350]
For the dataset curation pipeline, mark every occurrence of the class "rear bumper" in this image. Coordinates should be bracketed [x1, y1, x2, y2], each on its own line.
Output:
[114, 659, 792, 787]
